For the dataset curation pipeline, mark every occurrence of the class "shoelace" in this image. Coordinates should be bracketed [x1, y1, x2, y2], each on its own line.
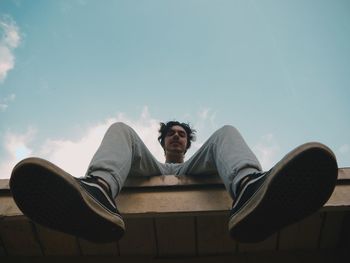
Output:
[235, 171, 268, 198]
[83, 176, 113, 199]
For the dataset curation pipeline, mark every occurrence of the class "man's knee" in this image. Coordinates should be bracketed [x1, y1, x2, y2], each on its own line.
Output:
[207, 125, 240, 142]
[108, 122, 134, 134]
[216, 125, 239, 136]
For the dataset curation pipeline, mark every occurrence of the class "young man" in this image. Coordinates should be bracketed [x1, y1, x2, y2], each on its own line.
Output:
[10, 121, 338, 243]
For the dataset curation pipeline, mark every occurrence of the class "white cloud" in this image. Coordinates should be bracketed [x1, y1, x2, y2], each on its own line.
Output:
[0, 107, 165, 179]
[0, 113, 283, 180]
[0, 15, 21, 83]
[198, 108, 210, 120]
[0, 107, 222, 179]
[337, 144, 350, 167]
[253, 133, 280, 170]
[0, 103, 8, 111]
[339, 144, 349, 154]
[7, 93, 16, 100]
[197, 107, 217, 125]
[0, 93, 16, 112]
[0, 128, 36, 179]
[182, 108, 218, 158]
[39, 107, 165, 177]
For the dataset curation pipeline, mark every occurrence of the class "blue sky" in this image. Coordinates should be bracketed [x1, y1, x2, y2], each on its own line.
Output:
[0, 0, 349, 178]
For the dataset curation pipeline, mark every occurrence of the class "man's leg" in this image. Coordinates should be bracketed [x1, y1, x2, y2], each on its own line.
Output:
[178, 125, 262, 197]
[10, 122, 163, 243]
[179, 125, 338, 243]
[228, 141, 337, 243]
[86, 122, 165, 198]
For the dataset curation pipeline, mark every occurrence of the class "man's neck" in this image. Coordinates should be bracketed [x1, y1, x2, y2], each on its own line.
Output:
[165, 153, 184, 163]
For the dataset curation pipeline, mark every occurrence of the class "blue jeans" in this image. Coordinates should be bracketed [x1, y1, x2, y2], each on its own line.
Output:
[86, 122, 262, 199]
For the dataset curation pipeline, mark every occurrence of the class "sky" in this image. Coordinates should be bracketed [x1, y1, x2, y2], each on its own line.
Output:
[0, 0, 349, 179]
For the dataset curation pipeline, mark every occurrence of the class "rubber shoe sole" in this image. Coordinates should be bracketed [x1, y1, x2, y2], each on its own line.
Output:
[10, 157, 125, 243]
[228, 142, 338, 243]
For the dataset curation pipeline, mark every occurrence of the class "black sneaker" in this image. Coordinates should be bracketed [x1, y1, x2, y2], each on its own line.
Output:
[10, 157, 125, 243]
[228, 142, 338, 243]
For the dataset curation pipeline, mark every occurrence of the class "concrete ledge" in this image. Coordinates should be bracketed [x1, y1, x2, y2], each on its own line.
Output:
[1, 168, 350, 217]
[0, 169, 349, 257]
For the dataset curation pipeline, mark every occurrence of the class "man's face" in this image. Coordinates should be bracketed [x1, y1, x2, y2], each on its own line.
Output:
[163, 125, 188, 155]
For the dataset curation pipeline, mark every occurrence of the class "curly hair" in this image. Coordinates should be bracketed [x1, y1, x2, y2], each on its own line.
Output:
[158, 121, 196, 152]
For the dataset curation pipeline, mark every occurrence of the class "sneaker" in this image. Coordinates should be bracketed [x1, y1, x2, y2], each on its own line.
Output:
[228, 142, 338, 243]
[10, 157, 125, 243]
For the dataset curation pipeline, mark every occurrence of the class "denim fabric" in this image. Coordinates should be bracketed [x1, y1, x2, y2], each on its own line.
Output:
[86, 122, 262, 199]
